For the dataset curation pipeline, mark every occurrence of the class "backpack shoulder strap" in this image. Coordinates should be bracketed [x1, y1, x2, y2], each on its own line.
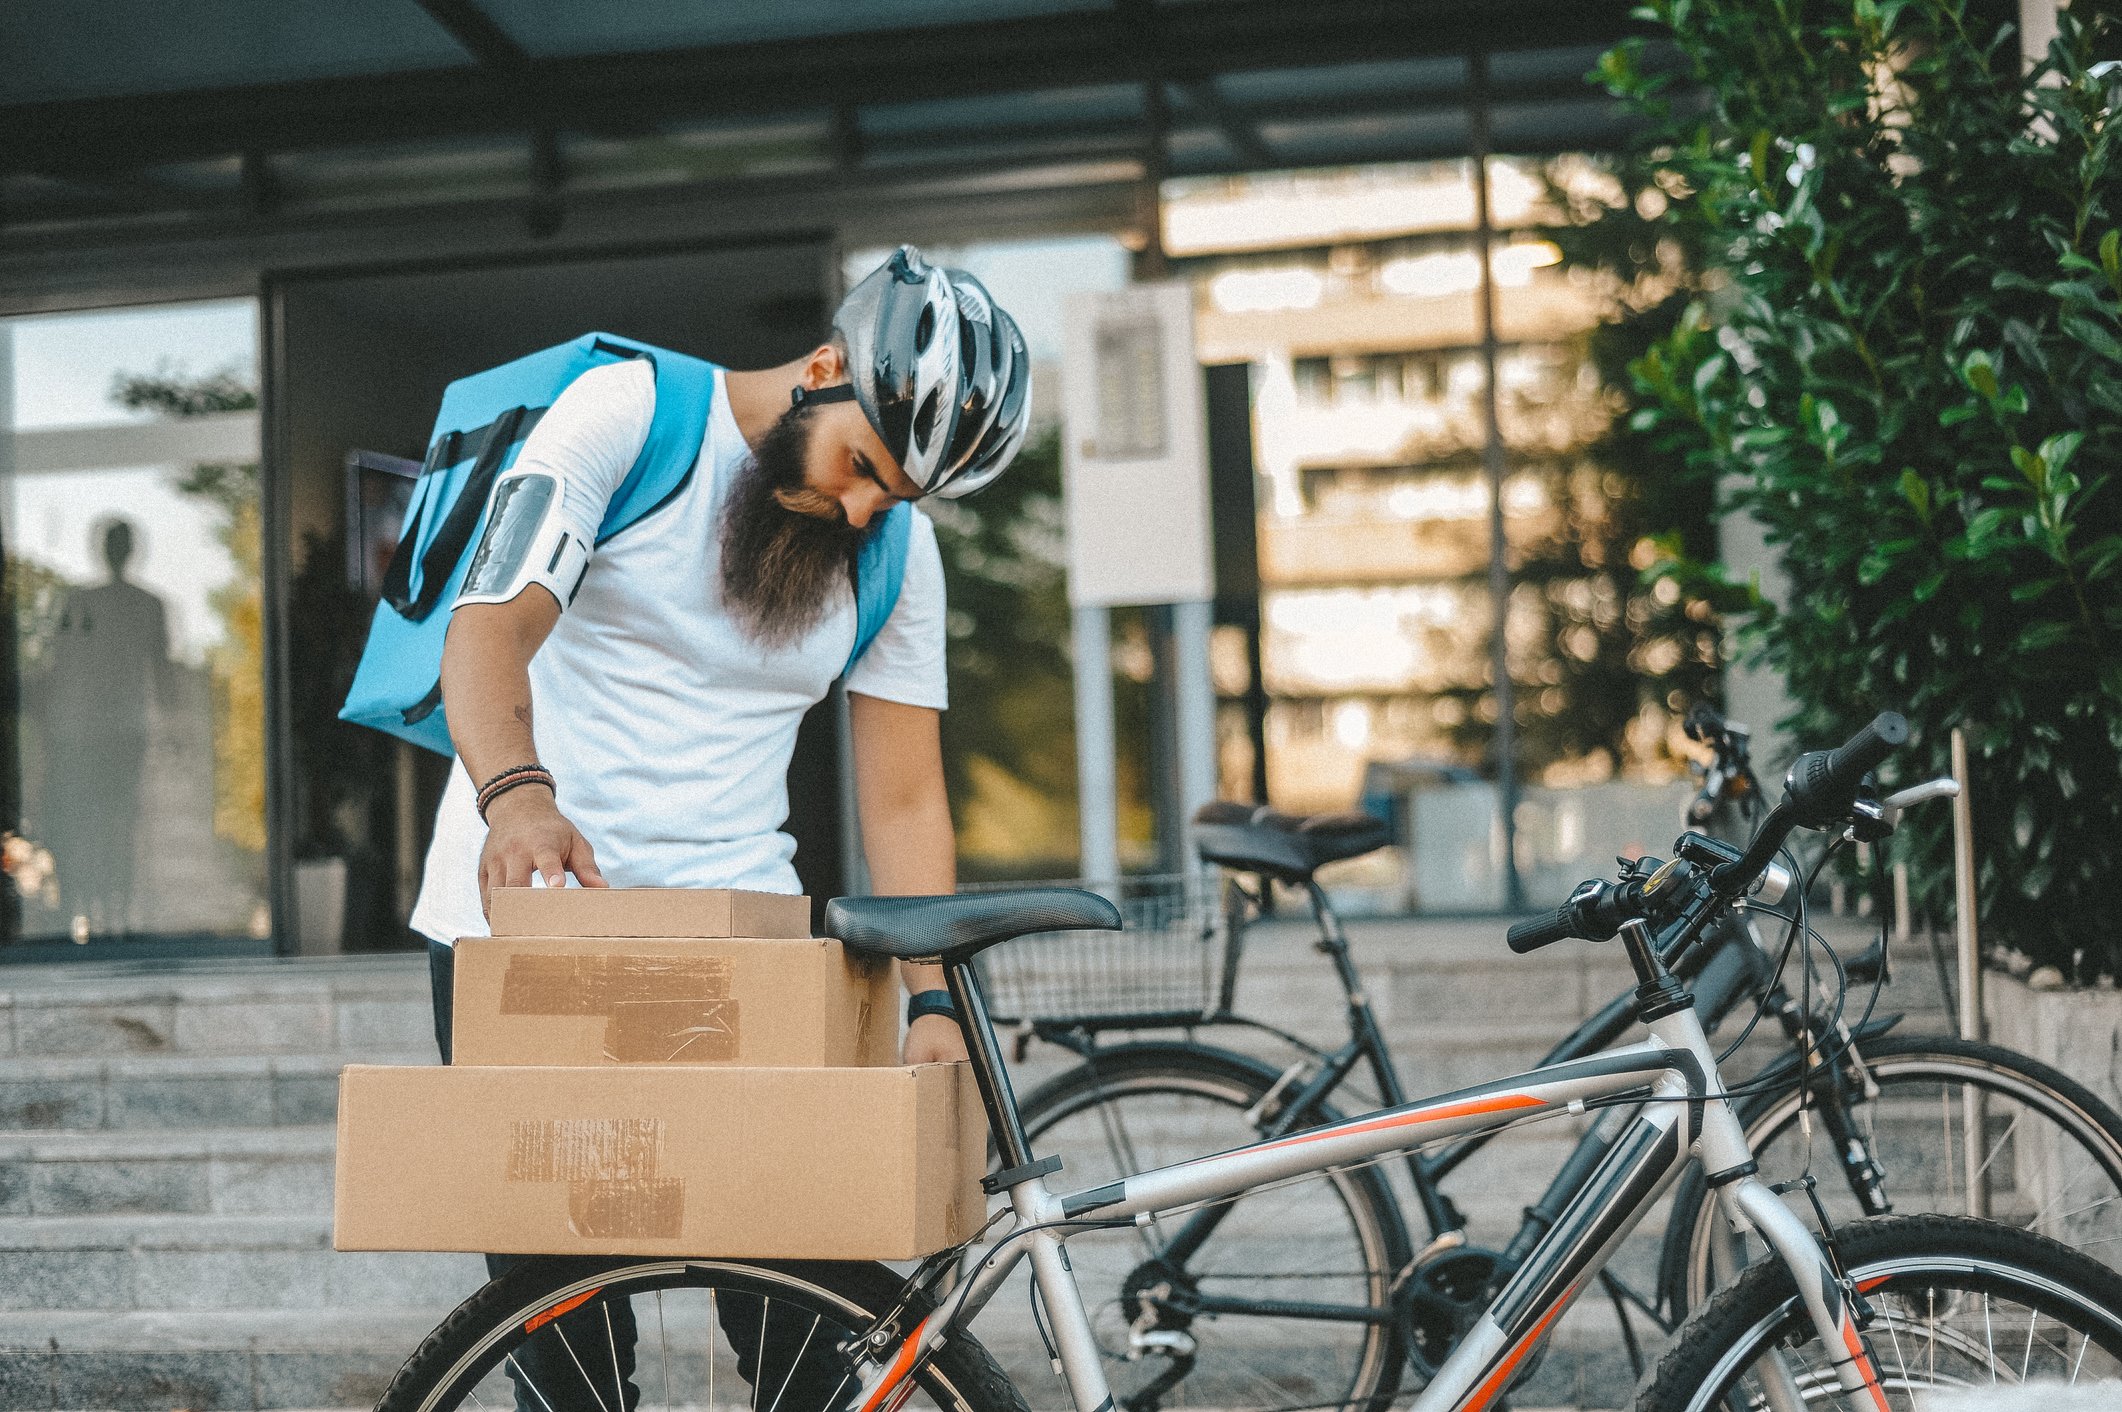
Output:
[846, 501, 915, 675]
[591, 335, 719, 543]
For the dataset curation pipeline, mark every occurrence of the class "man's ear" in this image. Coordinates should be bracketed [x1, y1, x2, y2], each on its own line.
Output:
[804, 341, 848, 388]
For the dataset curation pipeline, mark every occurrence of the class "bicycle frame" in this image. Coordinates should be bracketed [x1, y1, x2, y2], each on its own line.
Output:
[1052, 880, 1844, 1324]
[853, 995, 1888, 1412]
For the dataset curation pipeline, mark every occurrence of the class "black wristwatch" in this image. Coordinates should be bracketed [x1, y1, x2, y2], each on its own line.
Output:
[906, 990, 960, 1025]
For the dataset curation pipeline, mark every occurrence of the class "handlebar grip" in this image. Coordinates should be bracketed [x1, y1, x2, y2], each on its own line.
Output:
[1785, 711, 1908, 825]
[1507, 905, 1578, 954]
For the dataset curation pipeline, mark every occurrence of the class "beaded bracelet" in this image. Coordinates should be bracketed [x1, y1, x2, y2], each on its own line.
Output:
[477, 762, 549, 794]
[476, 764, 556, 821]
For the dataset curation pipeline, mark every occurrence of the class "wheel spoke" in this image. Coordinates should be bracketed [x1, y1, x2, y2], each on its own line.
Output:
[658, 1290, 673, 1412]
[767, 1313, 826, 1412]
[506, 1353, 563, 1412]
[552, 1322, 616, 1412]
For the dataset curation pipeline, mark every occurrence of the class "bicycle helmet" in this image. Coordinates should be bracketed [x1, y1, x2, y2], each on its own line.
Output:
[832, 245, 1033, 499]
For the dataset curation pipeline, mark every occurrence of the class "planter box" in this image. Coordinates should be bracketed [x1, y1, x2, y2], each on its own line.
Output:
[1983, 969, 2122, 1250]
[1984, 970, 2122, 1118]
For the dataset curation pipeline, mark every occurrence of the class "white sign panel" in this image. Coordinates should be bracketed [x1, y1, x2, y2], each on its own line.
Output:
[1060, 282, 1214, 608]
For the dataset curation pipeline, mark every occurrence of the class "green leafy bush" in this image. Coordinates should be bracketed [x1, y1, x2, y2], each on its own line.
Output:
[1610, 3, 2121, 977]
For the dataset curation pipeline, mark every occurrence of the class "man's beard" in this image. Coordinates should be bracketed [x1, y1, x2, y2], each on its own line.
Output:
[719, 402, 862, 650]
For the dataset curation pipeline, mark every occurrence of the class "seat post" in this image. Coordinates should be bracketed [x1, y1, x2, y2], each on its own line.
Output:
[944, 960, 1037, 1171]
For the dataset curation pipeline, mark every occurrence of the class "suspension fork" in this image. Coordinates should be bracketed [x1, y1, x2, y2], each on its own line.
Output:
[1766, 985, 1893, 1217]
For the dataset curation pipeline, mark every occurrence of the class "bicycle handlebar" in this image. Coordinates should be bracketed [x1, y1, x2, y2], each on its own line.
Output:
[1785, 711, 1909, 827]
[1516, 711, 1911, 955]
[1710, 711, 1907, 896]
[1506, 903, 1581, 954]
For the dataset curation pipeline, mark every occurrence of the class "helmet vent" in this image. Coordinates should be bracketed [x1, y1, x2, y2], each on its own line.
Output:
[914, 304, 936, 353]
[913, 387, 942, 451]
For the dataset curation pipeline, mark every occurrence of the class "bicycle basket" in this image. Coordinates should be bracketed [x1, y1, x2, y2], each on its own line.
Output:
[968, 872, 1245, 1028]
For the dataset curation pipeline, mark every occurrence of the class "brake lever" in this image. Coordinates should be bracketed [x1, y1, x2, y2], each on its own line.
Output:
[1879, 776, 1958, 823]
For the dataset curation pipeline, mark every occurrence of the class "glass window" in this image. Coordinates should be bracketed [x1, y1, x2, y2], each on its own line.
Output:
[0, 300, 267, 951]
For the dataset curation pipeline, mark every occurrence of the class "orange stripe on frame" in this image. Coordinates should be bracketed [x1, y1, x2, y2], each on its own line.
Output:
[858, 1316, 929, 1412]
[1464, 1289, 1575, 1412]
[1248, 1092, 1545, 1158]
[1840, 1314, 1890, 1412]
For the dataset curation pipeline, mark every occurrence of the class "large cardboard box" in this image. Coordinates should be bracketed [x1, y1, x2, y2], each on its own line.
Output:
[488, 886, 813, 940]
[452, 936, 898, 1067]
[334, 1063, 987, 1259]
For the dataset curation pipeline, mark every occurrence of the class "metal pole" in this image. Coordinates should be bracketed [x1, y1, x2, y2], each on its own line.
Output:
[1171, 597, 1218, 864]
[1073, 604, 1120, 884]
[1952, 727, 1982, 1040]
[1952, 725, 1988, 1217]
[1470, 53, 1522, 911]
[0, 326, 15, 948]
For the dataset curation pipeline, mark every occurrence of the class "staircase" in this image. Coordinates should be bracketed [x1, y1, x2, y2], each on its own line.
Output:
[0, 917, 1950, 1411]
[0, 955, 479, 1410]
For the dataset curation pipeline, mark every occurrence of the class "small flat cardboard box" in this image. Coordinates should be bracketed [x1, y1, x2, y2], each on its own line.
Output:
[488, 887, 813, 940]
[452, 936, 897, 1068]
[334, 1063, 986, 1259]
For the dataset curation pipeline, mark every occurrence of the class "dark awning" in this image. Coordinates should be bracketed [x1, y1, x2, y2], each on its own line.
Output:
[2, 1, 1664, 250]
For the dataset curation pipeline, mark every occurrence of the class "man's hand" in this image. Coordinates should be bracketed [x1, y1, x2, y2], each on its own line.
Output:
[903, 1011, 969, 1065]
[477, 785, 608, 915]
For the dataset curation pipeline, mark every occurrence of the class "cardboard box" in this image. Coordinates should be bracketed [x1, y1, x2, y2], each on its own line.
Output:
[334, 1062, 987, 1259]
[452, 936, 898, 1068]
[487, 887, 813, 940]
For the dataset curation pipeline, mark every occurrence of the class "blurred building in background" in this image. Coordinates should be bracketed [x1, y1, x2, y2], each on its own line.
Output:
[1166, 161, 1714, 907]
[0, 1, 1685, 954]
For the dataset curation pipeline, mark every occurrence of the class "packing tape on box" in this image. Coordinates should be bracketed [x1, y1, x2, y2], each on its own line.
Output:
[508, 1117, 685, 1239]
[501, 954, 742, 1064]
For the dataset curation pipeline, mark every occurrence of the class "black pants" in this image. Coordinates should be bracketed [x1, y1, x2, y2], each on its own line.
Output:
[427, 940, 848, 1412]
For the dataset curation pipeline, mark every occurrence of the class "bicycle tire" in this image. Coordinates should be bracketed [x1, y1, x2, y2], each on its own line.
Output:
[1659, 1033, 2122, 1317]
[1010, 1042, 1412, 1412]
[1636, 1214, 2122, 1411]
[375, 1253, 1030, 1412]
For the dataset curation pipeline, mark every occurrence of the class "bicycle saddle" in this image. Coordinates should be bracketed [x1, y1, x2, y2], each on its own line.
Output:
[1192, 801, 1393, 882]
[826, 888, 1121, 963]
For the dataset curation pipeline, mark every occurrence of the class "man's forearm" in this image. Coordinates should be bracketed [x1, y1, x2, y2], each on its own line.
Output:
[441, 601, 556, 783]
[869, 793, 955, 997]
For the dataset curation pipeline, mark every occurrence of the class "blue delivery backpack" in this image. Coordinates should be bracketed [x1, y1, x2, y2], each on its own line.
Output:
[340, 332, 911, 756]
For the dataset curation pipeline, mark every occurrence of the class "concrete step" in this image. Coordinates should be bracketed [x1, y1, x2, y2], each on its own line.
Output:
[0, 1126, 336, 1218]
[0, 1307, 444, 1410]
[0, 955, 431, 1059]
[0, 1215, 483, 1313]
[0, 1051, 432, 1132]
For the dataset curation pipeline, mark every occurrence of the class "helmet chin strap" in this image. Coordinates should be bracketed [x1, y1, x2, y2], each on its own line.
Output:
[789, 382, 858, 409]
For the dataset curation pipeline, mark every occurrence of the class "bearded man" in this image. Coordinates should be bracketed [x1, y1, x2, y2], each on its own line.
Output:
[408, 247, 1030, 1412]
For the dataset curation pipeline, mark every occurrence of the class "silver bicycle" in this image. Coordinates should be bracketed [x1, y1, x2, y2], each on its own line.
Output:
[376, 713, 2122, 1412]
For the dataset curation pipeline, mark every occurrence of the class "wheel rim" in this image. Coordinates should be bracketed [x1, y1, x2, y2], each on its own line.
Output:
[1683, 1050, 2122, 1310]
[1011, 1066, 1400, 1412]
[407, 1260, 977, 1412]
[1677, 1251, 2122, 1411]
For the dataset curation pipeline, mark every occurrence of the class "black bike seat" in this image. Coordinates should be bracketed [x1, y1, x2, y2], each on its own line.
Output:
[1191, 802, 1393, 882]
[825, 888, 1121, 963]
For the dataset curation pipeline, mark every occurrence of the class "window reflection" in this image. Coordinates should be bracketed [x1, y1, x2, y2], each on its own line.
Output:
[2, 301, 266, 950]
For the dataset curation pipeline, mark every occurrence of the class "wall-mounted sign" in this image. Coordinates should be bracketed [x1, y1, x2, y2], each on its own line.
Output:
[1061, 283, 1214, 608]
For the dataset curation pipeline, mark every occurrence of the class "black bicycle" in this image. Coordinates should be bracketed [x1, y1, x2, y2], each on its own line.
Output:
[977, 716, 2122, 1411]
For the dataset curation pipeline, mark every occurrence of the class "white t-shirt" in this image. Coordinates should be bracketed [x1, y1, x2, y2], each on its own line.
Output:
[409, 358, 947, 945]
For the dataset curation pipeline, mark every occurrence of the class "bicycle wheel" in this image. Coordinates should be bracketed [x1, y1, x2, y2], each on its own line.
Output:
[376, 1254, 1028, 1412]
[1638, 1215, 2122, 1411]
[1006, 1043, 1411, 1412]
[1661, 1034, 2122, 1316]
